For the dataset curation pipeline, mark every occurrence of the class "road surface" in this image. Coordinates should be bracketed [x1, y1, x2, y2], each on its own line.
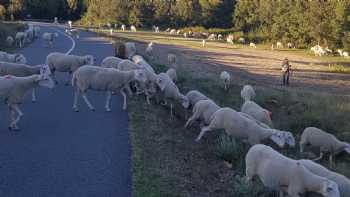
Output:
[0, 23, 132, 197]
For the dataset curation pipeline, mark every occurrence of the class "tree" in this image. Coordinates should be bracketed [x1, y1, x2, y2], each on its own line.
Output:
[0, 4, 6, 20]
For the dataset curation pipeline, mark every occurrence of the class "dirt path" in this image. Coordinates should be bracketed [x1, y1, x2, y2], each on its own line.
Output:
[134, 40, 350, 95]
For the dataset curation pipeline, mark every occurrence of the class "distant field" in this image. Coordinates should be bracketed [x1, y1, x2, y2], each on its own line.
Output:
[0, 22, 26, 51]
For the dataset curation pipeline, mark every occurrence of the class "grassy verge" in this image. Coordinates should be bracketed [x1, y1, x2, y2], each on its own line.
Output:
[0, 21, 26, 52]
[128, 61, 350, 196]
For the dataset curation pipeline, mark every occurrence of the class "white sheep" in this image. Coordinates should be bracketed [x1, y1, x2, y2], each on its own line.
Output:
[0, 72, 55, 130]
[130, 25, 137, 32]
[249, 42, 257, 48]
[46, 52, 95, 85]
[42, 32, 59, 47]
[101, 56, 123, 69]
[300, 127, 350, 166]
[218, 34, 223, 40]
[156, 73, 189, 117]
[6, 36, 14, 47]
[220, 71, 230, 90]
[167, 53, 177, 68]
[125, 42, 137, 59]
[300, 159, 350, 197]
[245, 144, 340, 197]
[202, 39, 206, 47]
[238, 37, 245, 44]
[15, 32, 26, 48]
[195, 107, 291, 147]
[226, 35, 234, 44]
[240, 85, 256, 102]
[145, 42, 154, 60]
[343, 51, 349, 58]
[287, 42, 293, 48]
[184, 90, 208, 110]
[121, 24, 126, 31]
[34, 26, 41, 38]
[337, 49, 343, 57]
[166, 68, 177, 83]
[72, 65, 147, 111]
[170, 29, 177, 34]
[241, 100, 273, 127]
[0, 51, 27, 64]
[185, 99, 220, 129]
[276, 41, 283, 48]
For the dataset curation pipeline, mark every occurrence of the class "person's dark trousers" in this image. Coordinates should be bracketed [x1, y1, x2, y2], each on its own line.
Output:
[282, 71, 290, 86]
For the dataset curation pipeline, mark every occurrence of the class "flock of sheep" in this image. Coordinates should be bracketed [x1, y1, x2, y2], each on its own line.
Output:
[1, 22, 350, 197]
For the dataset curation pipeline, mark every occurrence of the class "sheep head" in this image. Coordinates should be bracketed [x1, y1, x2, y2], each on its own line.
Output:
[269, 130, 285, 148]
[84, 55, 95, 65]
[320, 179, 340, 197]
[280, 131, 296, 147]
[14, 54, 27, 64]
[134, 69, 147, 84]
[180, 94, 189, 109]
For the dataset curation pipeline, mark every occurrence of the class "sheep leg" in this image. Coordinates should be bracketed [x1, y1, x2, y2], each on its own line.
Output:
[120, 89, 127, 110]
[329, 155, 333, 167]
[126, 84, 133, 96]
[105, 91, 112, 112]
[31, 88, 36, 103]
[9, 105, 23, 130]
[313, 152, 324, 161]
[170, 103, 174, 118]
[65, 72, 72, 86]
[9, 106, 17, 130]
[73, 89, 80, 112]
[195, 126, 211, 142]
[82, 93, 95, 111]
[299, 143, 305, 153]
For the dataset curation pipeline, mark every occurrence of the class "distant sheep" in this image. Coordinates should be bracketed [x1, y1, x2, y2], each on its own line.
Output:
[249, 42, 257, 48]
[240, 85, 256, 102]
[42, 32, 59, 47]
[0, 51, 26, 64]
[220, 71, 230, 90]
[130, 25, 137, 32]
[6, 36, 14, 47]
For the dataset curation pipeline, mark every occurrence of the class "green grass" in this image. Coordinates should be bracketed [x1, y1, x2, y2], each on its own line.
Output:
[0, 21, 26, 51]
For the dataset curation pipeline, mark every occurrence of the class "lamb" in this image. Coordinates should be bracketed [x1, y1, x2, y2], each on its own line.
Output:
[245, 144, 340, 197]
[125, 42, 137, 59]
[101, 56, 123, 69]
[130, 25, 137, 32]
[240, 85, 256, 102]
[0, 51, 27, 64]
[337, 49, 343, 57]
[184, 90, 208, 110]
[15, 32, 26, 48]
[195, 107, 292, 148]
[0, 71, 54, 130]
[6, 36, 14, 47]
[184, 99, 220, 129]
[220, 71, 230, 90]
[343, 51, 349, 58]
[168, 53, 177, 68]
[241, 100, 273, 127]
[276, 41, 283, 48]
[299, 159, 350, 197]
[202, 39, 206, 47]
[25, 28, 34, 43]
[131, 55, 155, 73]
[72, 65, 147, 111]
[156, 73, 189, 117]
[46, 52, 95, 85]
[300, 127, 350, 166]
[249, 42, 257, 48]
[145, 42, 154, 60]
[42, 32, 59, 47]
[166, 68, 177, 83]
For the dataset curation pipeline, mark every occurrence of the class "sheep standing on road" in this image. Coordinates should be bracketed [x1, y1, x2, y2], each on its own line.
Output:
[72, 65, 147, 111]
[220, 71, 230, 90]
[202, 39, 206, 47]
[145, 42, 154, 60]
[121, 25, 126, 31]
[6, 36, 14, 47]
[0, 51, 27, 64]
[46, 52, 95, 85]
[42, 32, 59, 47]
[245, 144, 340, 197]
[0, 70, 54, 130]
[300, 127, 350, 166]
[15, 32, 26, 48]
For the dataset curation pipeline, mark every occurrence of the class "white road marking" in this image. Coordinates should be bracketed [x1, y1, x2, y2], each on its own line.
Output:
[48, 26, 76, 55]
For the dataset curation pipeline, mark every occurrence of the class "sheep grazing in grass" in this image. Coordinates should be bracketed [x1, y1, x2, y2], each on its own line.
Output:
[249, 42, 257, 48]
[311, 45, 326, 56]
[121, 24, 126, 31]
[6, 36, 14, 47]
[15, 32, 26, 48]
[170, 29, 177, 35]
[184, 90, 208, 110]
[101, 56, 123, 69]
[195, 107, 293, 148]
[220, 71, 230, 90]
[276, 41, 283, 48]
[168, 53, 177, 68]
[299, 159, 350, 197]
[166, 68, 177, 83]
[42, 32, 59, 47]
[185, 99, 220, 129]
[0, 71, 54, 130]
[72, 65, 147, 111]
[238, 37, 245, 44]
[130, 25, 137, 32]
[156, 73, 189, 117]
[226, 35, 234, 44]
[46, 52, 95, 85]
[300, 127, 350, 166]
[245, 144, 340, 197]
[208, 34, 216, 40]
[240, 85, 256, 102]
[287, 42, 293, 48]
[0, 51, 27, 64]
[343, 51, 349, 58]
[145, 42, 154, 60]
[241, 100, 273, 128]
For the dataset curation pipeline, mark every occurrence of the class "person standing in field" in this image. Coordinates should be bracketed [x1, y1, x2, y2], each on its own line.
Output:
[281, 58, 291, 86]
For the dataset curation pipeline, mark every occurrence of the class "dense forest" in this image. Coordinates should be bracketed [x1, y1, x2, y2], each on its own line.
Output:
[0, 0, 350, 49]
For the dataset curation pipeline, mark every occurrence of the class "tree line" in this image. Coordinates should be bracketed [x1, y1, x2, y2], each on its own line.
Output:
[0, 0, 350, 50]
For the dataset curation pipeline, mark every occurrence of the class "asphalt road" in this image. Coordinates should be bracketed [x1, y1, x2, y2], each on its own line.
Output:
[0, 23, 132, 197]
